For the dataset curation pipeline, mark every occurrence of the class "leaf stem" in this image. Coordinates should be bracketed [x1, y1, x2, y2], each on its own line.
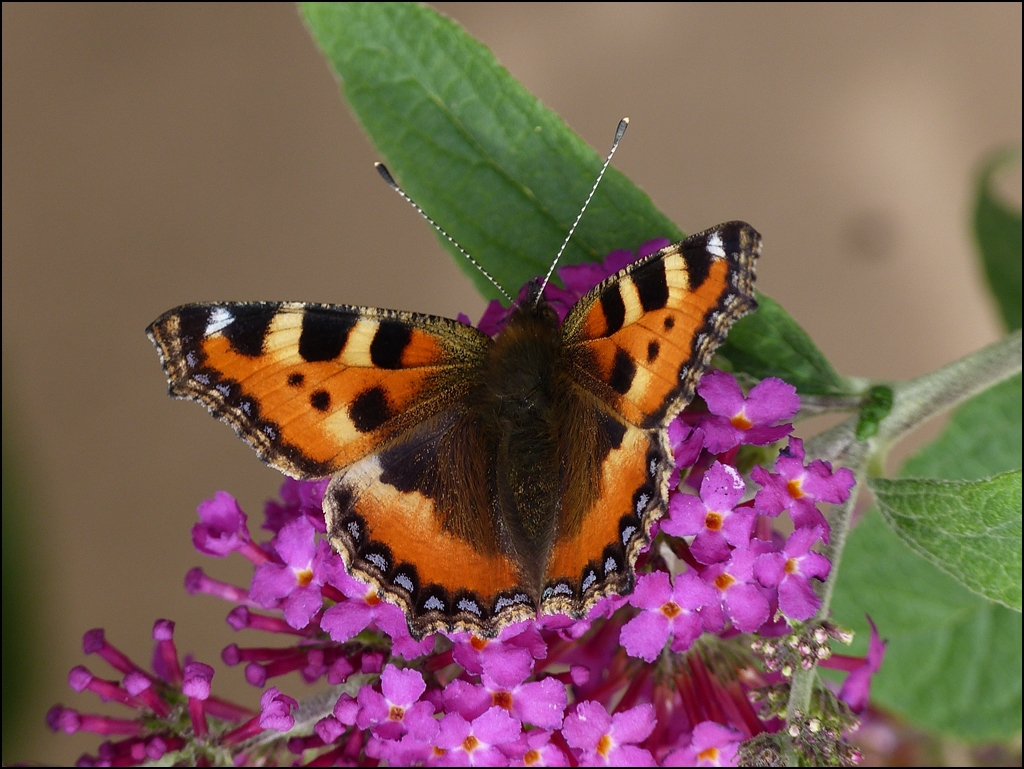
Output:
[876, 328, 1022, 452]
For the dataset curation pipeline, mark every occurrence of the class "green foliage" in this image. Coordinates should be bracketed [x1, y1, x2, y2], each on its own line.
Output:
[870, 472, 1022, 610]
[974, 149, 1022, 331]
[299, 2, 836, 391]
[830, 510, 1021, 740]
[300, 2, 681, 297]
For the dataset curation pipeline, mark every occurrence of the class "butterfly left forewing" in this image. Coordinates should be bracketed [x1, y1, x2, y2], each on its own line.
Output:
[540, 222, 760, 619]
[147, 302, 490, 478]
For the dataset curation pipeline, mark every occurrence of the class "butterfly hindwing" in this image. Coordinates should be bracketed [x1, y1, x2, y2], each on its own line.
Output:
[324, 404, 537, 639]
[147, 302, 490, 479]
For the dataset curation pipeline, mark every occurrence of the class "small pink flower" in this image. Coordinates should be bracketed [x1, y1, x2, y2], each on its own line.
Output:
[754, 526, 830, 621]
[621, 572, 716, 661]
[697, 372, 799, 454]
[562, 701, 656, 766]
[752, 437, 854, 542]
[664, 461, 756, 564]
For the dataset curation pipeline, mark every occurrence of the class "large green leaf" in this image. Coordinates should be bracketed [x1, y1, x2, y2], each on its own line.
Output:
[300, 2, 681, 297]
[974, 150, 1022, 332]
[830, 510, 1021, 740]
[869, 472, 1022, 611]
[832, 374, 1023, 738]
[299, 3, 838, 392]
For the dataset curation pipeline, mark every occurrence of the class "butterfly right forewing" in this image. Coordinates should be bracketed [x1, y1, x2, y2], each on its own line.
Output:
[539, 222, 760, 619]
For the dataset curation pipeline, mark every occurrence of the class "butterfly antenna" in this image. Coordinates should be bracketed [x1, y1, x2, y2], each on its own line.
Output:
[535, 116, 629, 305]
[375, 163, 514, 304]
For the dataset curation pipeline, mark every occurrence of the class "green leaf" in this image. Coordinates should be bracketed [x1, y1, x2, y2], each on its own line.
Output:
[717, 293, 849, 394]
[299, 3, 838, 391]
[869, 473, 1022, 611]
[832, 373, 1022, 737]
[974, 149, 1022, 331]
[831, 510, 1022, 740]
[299, 2, 681, 298]
[902, 373, 1022, 481]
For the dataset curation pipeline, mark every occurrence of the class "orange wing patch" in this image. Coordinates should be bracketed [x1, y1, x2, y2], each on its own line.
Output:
[147, 302, 489, 479]
[541, 418, 669, 619]
[564, 223, 759, 429]
[324, 409, 537, 639]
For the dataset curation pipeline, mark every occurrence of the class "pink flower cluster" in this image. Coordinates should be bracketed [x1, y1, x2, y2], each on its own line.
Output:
[50, 242, 874, 767]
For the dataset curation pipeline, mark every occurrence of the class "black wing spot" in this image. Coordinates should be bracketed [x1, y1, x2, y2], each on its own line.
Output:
[349, 386, 392, 433]
[310, 389, 331, 412]
[599, 287, 626, 336]
[634, 259, 670, 311]
[608, 349, 637, 395]
[223, 305, 279, 357]
[299, 310, 356, 362]
[370, 321, 413, 369]
[287, 372, 305, 387]
[663, 315, 675, 330]
[647, 340, 660, 363]
[597, 410, 627, 451]
[682, 241, 713, 290]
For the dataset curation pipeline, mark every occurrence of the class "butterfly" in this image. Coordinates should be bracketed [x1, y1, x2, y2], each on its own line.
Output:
[148, 220, 759, 639]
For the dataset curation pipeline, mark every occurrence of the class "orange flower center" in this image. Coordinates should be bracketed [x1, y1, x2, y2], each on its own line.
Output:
[524, 748, 541, 765]
[705, 511, 724, 531]
[470, 636, 489, 651]
[462, 735, 480, 753]
[731, 410, 753, 430]
[787, 478, 806, 499]
[596, 734, 613, 758]
[492, 691, 513, 710]
[388, 705, 405, 721]
[365, 590, 381, 606]
[295, 567, 314, 587]
[698, 746, 721, 762]
[661, 601, 682, 619]
[714, 573, 736, 591]
[784, 557, 798, 575]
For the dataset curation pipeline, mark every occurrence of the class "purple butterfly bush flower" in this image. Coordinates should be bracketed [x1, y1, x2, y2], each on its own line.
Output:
[562, 700, 657, 766]
[432, 706, 522, 766]
[753, 526, 831, 621]
[358, 665, 439, 741]
[664, 720, 744, 766]
[696, 371, 800, 454]
[752, 437, 855, 542]
[837, 617, 887, 713]
[620, 571, 716, 662]
[50, 241, 874, 767]
[663, 461, 757, 564]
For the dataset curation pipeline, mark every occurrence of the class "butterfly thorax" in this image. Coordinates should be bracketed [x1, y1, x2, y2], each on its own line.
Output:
[477, 299, 565, 581]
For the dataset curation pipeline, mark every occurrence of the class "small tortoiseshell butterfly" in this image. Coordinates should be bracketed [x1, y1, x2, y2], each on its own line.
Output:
[148, 124, 760, 639]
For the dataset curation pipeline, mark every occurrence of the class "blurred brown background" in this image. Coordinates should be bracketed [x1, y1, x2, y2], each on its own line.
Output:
[2, 3, 1020, 763]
